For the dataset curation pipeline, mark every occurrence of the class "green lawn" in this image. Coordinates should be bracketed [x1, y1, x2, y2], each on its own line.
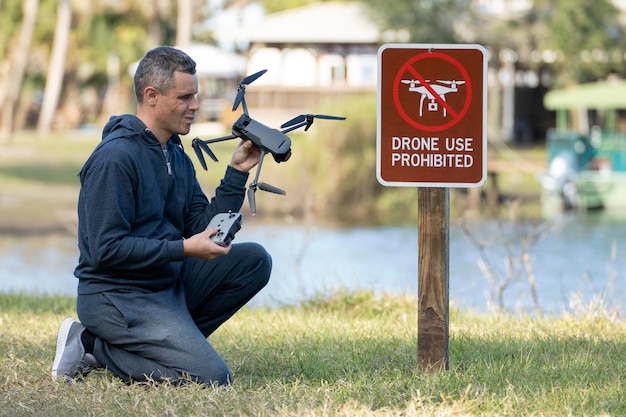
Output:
[1, 291, 624, 416]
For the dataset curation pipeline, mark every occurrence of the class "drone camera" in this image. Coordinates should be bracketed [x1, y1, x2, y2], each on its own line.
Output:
[274, 149, 291, 163]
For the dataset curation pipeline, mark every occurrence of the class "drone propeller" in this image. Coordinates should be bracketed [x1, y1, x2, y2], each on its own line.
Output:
[232, 69, 268, 113]
[191, 133, 247, 169]
[436, 80, 466, 85]
[247, 186, 257, 215]
[401, 79, 430, 85]
[258, 182, 286, 195]
[192, 142, 208, 170]
[281, 114, 346, 131]
[192, 137, 219, 170]
[247, 182, 286, 215]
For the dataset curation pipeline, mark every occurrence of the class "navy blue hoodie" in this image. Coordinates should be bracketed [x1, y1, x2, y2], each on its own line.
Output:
[74, 114, 249, 294]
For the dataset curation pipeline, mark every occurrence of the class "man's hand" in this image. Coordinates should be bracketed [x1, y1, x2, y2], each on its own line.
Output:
[183, 228, 231, 260]
[229, 139, 261, 173]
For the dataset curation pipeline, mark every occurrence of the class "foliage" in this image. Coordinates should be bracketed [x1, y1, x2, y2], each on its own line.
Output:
[260, 0, 353, 14]
[1, 291, 625, 416]
[480, 0, 626, 86]
[290, 94, 419, 225]
[303, 95, 381, 222]
[0, 128, 543, 231]
[4, 0, 626, 134]
[531, 0, 626, 84]
[0, 0, 204, 131]
[0, 0, 23, 54]
[353, 0, 626, 85]
[360, 0, 473, 43]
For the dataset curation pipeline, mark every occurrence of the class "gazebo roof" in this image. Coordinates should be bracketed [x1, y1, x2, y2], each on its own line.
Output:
[544, 80, 626, 110]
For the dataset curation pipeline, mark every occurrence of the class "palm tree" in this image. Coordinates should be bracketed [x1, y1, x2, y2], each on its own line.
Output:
[37, 0, 71, 136]
[0, 0, 39, 143]
[176, 0, 193, 49]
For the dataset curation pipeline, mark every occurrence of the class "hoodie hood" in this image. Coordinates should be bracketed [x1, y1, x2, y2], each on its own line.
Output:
[101, 114, 160, 145]
[102, 114, 183, 148]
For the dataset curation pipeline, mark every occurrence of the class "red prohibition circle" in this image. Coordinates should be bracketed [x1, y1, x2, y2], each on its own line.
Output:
[392, 51, 472, 132]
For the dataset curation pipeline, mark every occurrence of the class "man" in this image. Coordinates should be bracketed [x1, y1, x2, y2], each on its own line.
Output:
[51, 46, 272, 386]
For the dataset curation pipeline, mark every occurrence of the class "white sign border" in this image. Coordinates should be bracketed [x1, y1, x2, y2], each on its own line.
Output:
[376, 43, 488, 188]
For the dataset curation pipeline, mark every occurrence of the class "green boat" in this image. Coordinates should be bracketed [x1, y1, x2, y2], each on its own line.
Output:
[540, 79, 626, 216]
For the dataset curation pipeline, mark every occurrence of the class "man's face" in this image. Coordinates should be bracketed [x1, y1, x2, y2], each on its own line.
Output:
[155, 71, 199, 138]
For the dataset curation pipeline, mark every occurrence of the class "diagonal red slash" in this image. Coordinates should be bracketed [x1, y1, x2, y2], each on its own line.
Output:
[404, 66, 459, 118]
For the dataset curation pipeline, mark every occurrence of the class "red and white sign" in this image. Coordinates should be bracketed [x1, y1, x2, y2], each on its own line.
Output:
[377, 44, 488, 187]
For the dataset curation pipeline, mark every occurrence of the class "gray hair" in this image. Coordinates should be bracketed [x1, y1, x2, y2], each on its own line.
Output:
[134, 46, 197, 103]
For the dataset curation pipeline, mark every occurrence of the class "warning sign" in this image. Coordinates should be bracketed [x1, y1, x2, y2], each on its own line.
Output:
[376, 44, 487, 187]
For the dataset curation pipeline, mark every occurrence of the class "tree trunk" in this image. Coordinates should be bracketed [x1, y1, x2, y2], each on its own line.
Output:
[98, 53, 121, 125]
[0, 0, 39, 143]
[37, 0, 72, 137]
[176, 0, 192, 49]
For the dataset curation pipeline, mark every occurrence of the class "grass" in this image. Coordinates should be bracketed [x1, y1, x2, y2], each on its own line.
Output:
[1, 290, 624, 416]
[0, 130, 229, 233]
[0, 132, 96, 233]
[0, 128, 619, 416]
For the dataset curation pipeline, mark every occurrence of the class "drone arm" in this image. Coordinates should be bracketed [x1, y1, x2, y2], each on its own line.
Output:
[202, 134, 239, 144]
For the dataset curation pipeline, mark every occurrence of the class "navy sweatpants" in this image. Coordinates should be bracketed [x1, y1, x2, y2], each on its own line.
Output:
[76, 242, 271, 386]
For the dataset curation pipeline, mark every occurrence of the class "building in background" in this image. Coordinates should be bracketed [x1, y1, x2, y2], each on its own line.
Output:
[214, 2, 382, 125]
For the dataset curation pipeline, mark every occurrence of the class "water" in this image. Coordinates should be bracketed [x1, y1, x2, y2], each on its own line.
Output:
[1, 214, 624, 315]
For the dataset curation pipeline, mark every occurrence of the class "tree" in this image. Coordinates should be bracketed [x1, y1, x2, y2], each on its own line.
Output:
[360, 0, 473, 44]
[0, 0, 248, 137]
[532, 0, 626, 85]
[176, 0, 193, 48]
[0, 0, 39, 143]
[37, 0, 71, 136]
[260, 0, 346, 13]
[478, 0, 626, 87]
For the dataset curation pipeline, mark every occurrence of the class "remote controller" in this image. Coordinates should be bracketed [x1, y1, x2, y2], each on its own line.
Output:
[206, 212, 243, 247]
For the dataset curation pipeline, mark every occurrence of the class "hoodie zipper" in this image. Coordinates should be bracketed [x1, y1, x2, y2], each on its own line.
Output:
[163, 146, 172, 175]
[145, 128, 172, 176]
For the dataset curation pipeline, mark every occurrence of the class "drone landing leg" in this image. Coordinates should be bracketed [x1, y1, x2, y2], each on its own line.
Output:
[247, 150, 286, 215]
[251, 149, 266, 186]
[247, 150, 267, 215]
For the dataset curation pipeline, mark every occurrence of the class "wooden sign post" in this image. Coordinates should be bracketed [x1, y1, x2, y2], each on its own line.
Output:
[417, 188, 449, 370]
[377, 44, 487, 369]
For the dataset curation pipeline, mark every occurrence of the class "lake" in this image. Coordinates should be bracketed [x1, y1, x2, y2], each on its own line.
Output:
[1, 213, 624, 315]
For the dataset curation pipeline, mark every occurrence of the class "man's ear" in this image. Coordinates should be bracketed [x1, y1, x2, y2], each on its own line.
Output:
[144, 86, 159, 105]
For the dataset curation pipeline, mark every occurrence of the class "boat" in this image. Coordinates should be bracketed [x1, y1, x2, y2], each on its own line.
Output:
[539, 79, 626, 216]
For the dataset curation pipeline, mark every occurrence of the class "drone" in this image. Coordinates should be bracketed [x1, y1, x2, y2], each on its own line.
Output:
[401, 79, 466, 117]
[191, 69, 345, 215]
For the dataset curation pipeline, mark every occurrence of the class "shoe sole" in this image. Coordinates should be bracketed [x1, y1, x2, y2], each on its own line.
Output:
[51, 318, 75, 380]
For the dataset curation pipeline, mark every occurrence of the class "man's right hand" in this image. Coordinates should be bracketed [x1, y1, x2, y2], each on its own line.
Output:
[183, 228, 231, 260]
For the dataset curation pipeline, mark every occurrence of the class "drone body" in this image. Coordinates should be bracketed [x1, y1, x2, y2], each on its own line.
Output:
[232, 114, 292, 163]
[191, 69, 345, 215]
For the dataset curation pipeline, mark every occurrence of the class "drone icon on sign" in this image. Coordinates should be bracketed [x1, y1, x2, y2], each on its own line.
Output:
[401, 79, 466, 117]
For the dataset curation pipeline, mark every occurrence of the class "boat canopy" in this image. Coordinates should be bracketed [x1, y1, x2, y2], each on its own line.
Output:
[544, 80, 626, 110]
[544, 80, 626, 131]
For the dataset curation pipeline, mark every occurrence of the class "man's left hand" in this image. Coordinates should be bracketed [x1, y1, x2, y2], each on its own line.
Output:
[229, 140, 261, 173]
